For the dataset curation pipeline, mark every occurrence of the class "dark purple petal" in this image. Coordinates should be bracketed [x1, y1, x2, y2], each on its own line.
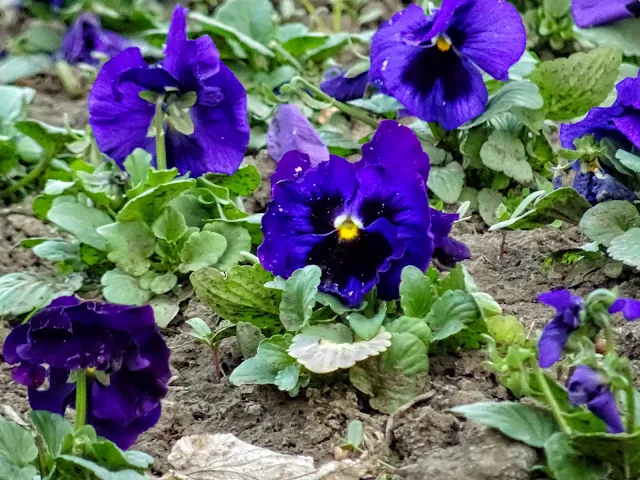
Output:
[62, 13, 128, 66]
[434, 237, 471, 267]
[360, 120, 430, 185]
[92, 404, 161, 449]
[538, 317, 573, 368]
[572, 0, 635, 27]
[320, 67, 369, 102]
[271, 150, 313, 185]
[28, 368, 75, 416]
[401, 2, 457, 46]
[2, 323, 30, 364]
[538, 289, 578, 313]
[48, 296, 81, 308]
[429, 208, 458, 246]
[164, 62, 249, 176]
[613, 113, 640, 150]
[12, 363, 47, 388]
[118, 67, 181, 94]
[610, 298, 640, 320]
[568, 366, 624, 433]
[615, 74, 640, 109]
[267, 104, 329, 165]
[88, 47, 156, 165]
[448, 0, 526, 81]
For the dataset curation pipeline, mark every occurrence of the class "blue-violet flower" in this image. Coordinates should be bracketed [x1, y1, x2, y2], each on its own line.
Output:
[568, 365, 625, 433]
[369, 0, 526, 130]
[2, 296, 171, 449]
[62, 13, 128, 66]
[88, 4, 249, 176]
[572, 0, 640, 28]
[538, 289, 584, 368]
[430, 209, 471, 267]
[609, 297, 640, 320]
[553, 162, 637, 204]
[320, 67, 369, 102]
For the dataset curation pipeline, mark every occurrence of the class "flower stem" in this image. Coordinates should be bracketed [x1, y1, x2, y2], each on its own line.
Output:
[154, 98, 167, 171]
[625, 366, 636, 433]
[0, 154, 52, 200]
[269, 41, 304, 72]
[332, 0, 343, 32]
[75, 370, 87, 429]
[537, 369, 571, 435]
[605, 324, 615, 355]
[290, 76, 379, 129]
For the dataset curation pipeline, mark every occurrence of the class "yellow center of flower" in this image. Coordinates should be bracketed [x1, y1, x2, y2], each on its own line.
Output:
[86, 367, 96, 377]
[436, 37, 451, 52]
[588, 160, 600, 173]
[338, 220, 359, 241]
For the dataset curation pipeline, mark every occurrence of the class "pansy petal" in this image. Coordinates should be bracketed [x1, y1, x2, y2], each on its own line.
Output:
[538, 289, 574, 311]
[118, 67, 181, 93]
[449, 0, 526, 81]
[271, 150, 313, 185]
[612, 113, 640, 150]
[48, 296, 81, 308]
[402, 1, 458, 46]
[560, 105, 624, 149]
[88, 47, 156, 165]
[572, 0, 634, 27]
[28, 368, 75, 415]
[588, 390, 625, 433]
[538, 317, 572, 368]
[267, 104, 329, 166]
[164, 63, 249, 176]
[320, 68, 369, 102]
[360, 120, 430, 184]
[92, 404, 161, 449]
[2, 323, 29, 364]
[615, 74, 640, 109]
[610, 298, 640, 320]
[12, 363, 47, 388]
[434, 237, 471, 267]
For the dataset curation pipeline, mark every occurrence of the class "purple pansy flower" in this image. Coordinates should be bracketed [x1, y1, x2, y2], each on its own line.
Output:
[572, 0, 640, 28]
[369, 0, 526, 130]
[259, 120, 435, 306]
[609, 297, 640, 320]
[89, 4, 249, 177]
[568, 365, 624, 433]
[3, 297, 170, 449]
[537, 289, 584, 368]
[62, 13, 128, 66]
[553, 162, 637, 204]
[320, 67, 369, 102]
[561, 72, 640, 153]
[430, 209, 471, 267]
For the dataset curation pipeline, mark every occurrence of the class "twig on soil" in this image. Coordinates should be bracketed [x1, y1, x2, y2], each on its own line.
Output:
[384, 390, 436, 444]
[499, 231, 507, 260]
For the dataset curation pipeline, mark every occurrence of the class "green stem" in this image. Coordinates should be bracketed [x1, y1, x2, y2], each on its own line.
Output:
[537, 369, 571, 435]
[332, 0, 343, 33]
[290, 77, 379, 129]
[605, 324, 615, 355]
[154, 98, 167, 171]
[0, 155, 52, 199]
[625, 367, 636, 433]
[269, 41, 304, 72]
[75, 371, 87, 429]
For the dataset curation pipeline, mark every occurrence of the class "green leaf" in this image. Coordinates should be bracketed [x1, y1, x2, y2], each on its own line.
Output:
[97, 222, 155, 276]
[480, 131, 533, 184]
[576, 18, 640, 57]
[15, 119, 75, 157]
[180, 231, 228, 272]
[450, 401, 558, 448]
[426, 290, 480, 341]
[477, 188, 504, 226]
[149, 272, 178, 295]
[349, 332, 429, 413]
[545, 433, 609, 480]
[346, 420, 363, 449]
[214, 0, 275, 44]
[316, 292, 359, 315]
[56, 455, 146, 480]
[229, 356, 279, 385]
[203, 222, 252, 271]
[191, 265, 282, 328]
[123, 148, 152, 188]
[616, 149, 640, 174]
[187, 317, 212, 339]
[427, 161, 464, 203]
[607, 227, 640, 269]
[15, 24, 63, 53]
[47, 200, 113, 250]
[0, 460, 38, 480]
[490, 188, 592, 231]
[399, 266, 437, 319]
[530, 47, 622, 121]
[280, 265, 321, 331]
[348, 94, 403, 114]
[0, 272, 83, 316]
[29, 411, 72, 458]
[275, 364, 300, 392]
[543, 0, 571, 18]
[101, 269, 152, 306]
[580, 200, 640, 247]
[0, 54, 52, 84]
[32, 239, 80, 262]
[148, 296, 180, 328]
[348, 304, 387, 341]
[385, 316, 432, 347]
[485, 315, 526, 346]
[91, 440, 153, 471]
[258, 334, 296, 369]
[0, 418, 37, 468]
[206, 165, 261, 197]
[570, 430, 640, 479]
[117, 179, 195, 223]
[152, 206, 188, 243]
[0, 85, 35, 124]
[236, 322, 265, 358]
[463, 81, 544, 129]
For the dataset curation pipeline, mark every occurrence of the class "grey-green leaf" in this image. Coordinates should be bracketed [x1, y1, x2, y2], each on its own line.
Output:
[480, 131, 533, 184]
[180, 231, 228, 272]
[152, 206, 188, 243]
[0, 417, 38, 467]
[399, 265, 437, 319]
[427, 162, 464, 203]
[279, 265, 321, 331]
[348, 304, 387, 341]
[101, 269, 152, 306]
[0, 272, 83, 316]
[607, 228, 640, 269]
[97, 222, 156, 276]
[203, 222, 252, 271]
[47, 200, 113, 250]
[426, 290, 480, 341]
[580, 200, 640, 247]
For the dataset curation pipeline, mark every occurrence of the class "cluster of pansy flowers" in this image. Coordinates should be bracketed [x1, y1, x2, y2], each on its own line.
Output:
[538, 289, 640, 433]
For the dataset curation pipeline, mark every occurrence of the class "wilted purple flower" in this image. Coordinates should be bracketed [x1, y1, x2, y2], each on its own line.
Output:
[320, 67, 369, 102]
[369, 0, 526, 130]
[259, 120, 434, 306]
[572, 0, 639, 28]
[556, 162, 637, 204]
[561, 72, 640, 152]
[89, 4, 249, 176]
[430, 209, 471, 268]
[609, 297, 640, 320]
[266, 104, 329, 165]
[3, 296, 170, 449]
[62, 13, 128, 66]
[538, 289, 584, 368]
[568, 366, 624, 433]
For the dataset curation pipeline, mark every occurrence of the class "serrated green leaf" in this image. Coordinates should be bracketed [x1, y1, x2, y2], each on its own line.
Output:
[530, 47, 622, 121]
[180, 231, 228, 272]
[480, 131, 533, 184]
[47, 200, 113, 250]
[117, 179, 195, 223]
[385, 316, 432, 347]
[485, 315, 526, 346]
[152, 206, 188, 243]
[203, 222, 252, 271]
[56, 454, 147, 480]
[580, 200, 640, 247]
[426, 290, 480, 341]
[427, 161, 464, 203]
[101, 269, 152, 306]
[348, 304, 387, 341]
[97, 222, 155, 276]
[451, 401, 558, 448]
[123, 148, 152, 188]
[545, 433, 609, 480]
[576, 18, 640, 57]
[0, 272, 83, 316]
[607, 227, 640, 268]
[206, 165, 261, 197]
[543, 0, 571, 18]
[236, 322, 265, 358]
[0, 418, 37, 468]
[570, 430, 640, 478]
[399, 265, 437, 319]
[257, 334, 296, 369]
[279, 265, 321, 331]
[191, 265, 282, 329]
